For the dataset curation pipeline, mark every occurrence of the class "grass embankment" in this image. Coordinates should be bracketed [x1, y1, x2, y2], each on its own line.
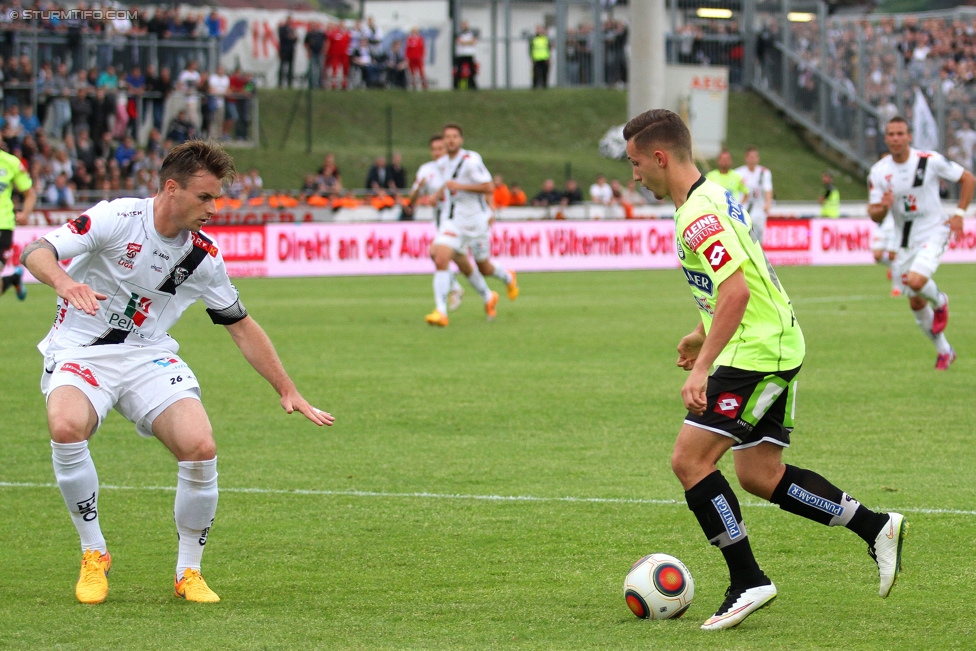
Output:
[231, 88, 867, 201]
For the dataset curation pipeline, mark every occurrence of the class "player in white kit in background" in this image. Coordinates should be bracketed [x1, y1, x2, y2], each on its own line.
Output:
[867, 116, 975, 370]
[735, 146, 773, 244]
[21, 141, 334, 605]
[407, 134, 464, 311]
[425, 123, 519, 327]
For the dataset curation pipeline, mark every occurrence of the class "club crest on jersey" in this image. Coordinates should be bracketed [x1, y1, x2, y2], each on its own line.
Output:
[725, 191, 747, 225]
[902, 194, 918, 212]
[59, 362, 99, 387]
[683, 214, 724, 251]
[714, 392, 743, 417]
[171, 267, 190, 287]
[67, 215, 91, 235]
[703, 240, 732, 271]
[191, 232, 219, 257]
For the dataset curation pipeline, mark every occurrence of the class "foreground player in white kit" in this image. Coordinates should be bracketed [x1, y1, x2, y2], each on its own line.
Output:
[21, 141, 334, 605]
[868, 116, 975, 370]
[425, 123, 519, 327]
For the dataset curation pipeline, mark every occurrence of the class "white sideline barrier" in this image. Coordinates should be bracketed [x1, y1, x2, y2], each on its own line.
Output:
[10, 217, 976, 280]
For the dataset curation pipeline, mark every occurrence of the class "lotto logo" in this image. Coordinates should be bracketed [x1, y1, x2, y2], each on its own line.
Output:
[714, 392, 743, 417]
[704, 241, 732, 271]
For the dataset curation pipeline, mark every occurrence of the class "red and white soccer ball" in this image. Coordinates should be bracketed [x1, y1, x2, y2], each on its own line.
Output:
[623, 553, 695, 620]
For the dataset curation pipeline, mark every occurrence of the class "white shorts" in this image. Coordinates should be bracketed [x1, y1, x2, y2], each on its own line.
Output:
[433, 221, 492, 261]
[871, 215, 897, 252]
[892, 232, 949, 290]
[41, 345, 202, 437]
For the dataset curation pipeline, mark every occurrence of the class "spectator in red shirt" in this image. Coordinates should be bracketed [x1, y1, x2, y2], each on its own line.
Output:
[405, 27, 427, 90]
[327, 21, 352, 90]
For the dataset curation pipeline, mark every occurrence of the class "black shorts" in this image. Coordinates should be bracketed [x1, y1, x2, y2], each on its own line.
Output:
[685, 365, 801, 450]
[0, 229, 12, 265]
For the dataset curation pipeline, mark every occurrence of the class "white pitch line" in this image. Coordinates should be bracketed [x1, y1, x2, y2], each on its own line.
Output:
[3, 481, 974, 517]
[792, 295, 883, 304]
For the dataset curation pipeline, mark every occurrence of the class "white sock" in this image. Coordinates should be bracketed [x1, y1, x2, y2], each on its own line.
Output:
[915, 279, 944, 308]
[433, 271, 452, 314]
[465, 268, 492, 301]
[876, 255, 891, 267]
[450, 274, 462, 294]
[175, 458, 218, 579]
[51, 440, 107, 554]
[491, 267, 512, 285]
[912, 306, 950, 352]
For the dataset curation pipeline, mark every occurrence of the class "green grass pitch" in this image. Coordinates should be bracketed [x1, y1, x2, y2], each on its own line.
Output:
[2, 264, 975, 650]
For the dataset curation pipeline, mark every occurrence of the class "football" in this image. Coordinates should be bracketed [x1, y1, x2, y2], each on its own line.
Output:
[623, 553, 695, 620]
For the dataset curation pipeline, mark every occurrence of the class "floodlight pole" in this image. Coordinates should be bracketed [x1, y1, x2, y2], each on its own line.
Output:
[628, 0, 666, 118]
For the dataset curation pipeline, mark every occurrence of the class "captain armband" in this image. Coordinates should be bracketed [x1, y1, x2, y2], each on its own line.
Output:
[206, 300, 248, 325]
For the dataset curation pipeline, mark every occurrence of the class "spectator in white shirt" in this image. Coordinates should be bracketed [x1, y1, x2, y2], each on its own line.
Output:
[589, 174, 614, 205]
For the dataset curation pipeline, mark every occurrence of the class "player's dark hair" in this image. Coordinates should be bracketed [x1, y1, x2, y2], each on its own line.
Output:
[745, 145, 759, 153]
[442, 122, 464, 136]
[622, 109, 692, 162]
[159, 140, 236, 190]
[429, 134, 444, 145]
[886, 115, 910, 132]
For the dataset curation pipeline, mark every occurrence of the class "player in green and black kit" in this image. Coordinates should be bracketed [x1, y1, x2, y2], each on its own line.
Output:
[623, 109, 907, 631]
[0, 147, 36, 300]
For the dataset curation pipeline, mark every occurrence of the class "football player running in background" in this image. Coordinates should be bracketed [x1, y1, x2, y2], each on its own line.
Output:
[868, 116, 975, 370]
[735, 146, 773, 244]
[624, 109, 906, 631]
[407, 134, 464, 312]
[0, 146, 36, 301]
[425, 123, 518, 327]
[21, 141, 333, 605]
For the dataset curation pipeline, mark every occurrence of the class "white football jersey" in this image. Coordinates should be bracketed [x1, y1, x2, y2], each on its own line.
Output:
[411, 160, 444, 198]
[436, 149, 492, 233]
[39, 197, 244, 356]
[735, 165, 773, 219]
[868, 148, 963, 248]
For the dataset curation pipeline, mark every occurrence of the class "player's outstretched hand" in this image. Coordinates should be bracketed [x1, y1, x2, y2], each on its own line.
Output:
[281, 392, 335, 427]
[59, 281, 107, 315]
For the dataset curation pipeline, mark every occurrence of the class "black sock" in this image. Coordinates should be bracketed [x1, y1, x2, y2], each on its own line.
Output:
[686, 470, 768, 587]
[1, 275, 11, 293]
[770, 464, 889, 544]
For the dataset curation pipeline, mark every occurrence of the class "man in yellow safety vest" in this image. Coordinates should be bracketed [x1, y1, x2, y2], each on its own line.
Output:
[531, 26, 551, 89]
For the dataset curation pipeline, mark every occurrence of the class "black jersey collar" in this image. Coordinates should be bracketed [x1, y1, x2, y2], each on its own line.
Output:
[683, 175, 707, 203]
